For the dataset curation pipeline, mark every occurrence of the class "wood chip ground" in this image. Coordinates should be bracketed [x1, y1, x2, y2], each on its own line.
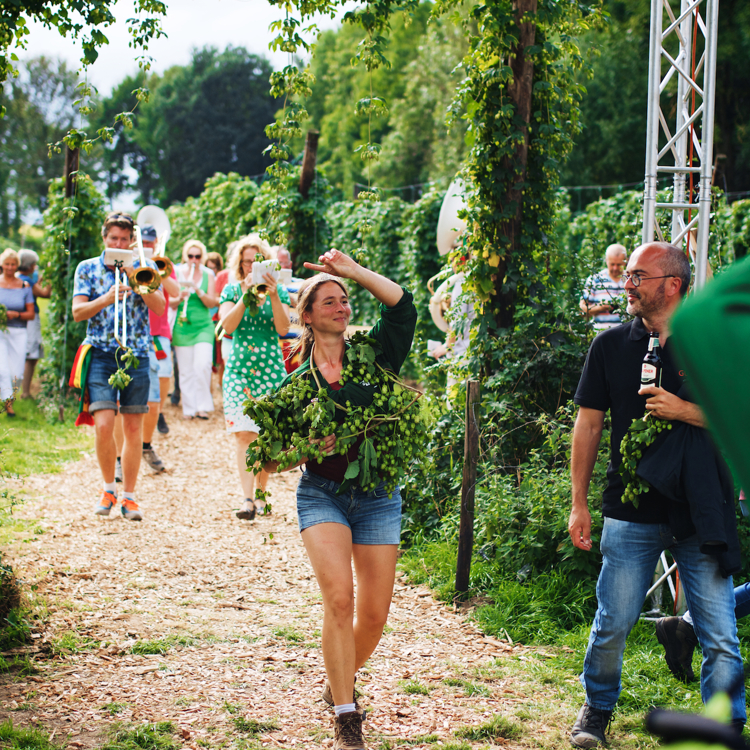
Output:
[1, 397, 553, 749]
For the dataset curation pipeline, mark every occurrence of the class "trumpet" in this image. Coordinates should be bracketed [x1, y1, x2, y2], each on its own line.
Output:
[129, 226, 161, 296]
[179, 262, 197, 322]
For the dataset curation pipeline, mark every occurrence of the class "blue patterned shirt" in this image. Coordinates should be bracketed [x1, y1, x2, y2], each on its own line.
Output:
[73, 251, 158, 356]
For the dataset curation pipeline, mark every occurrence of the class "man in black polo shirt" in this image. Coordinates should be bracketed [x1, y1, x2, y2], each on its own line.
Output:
[568, 242, 745, 747]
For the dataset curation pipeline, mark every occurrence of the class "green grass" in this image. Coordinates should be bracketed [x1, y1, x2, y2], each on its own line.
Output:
[398, 539, 746, 750]
[442, 677, 490, 698]
[101, 722, 179, 750]
[398, 679, 431, 695]
[50, 629, 98, 655]
[0, 719, 58, 750]
[0, 654, 37, 675]
[130, 634, 199, 655]
[231, 717, 279, 737]
[455, 714, 524, 741]
[0, 398, 93, 476]
[394, 735, 439, 746]
[102, 702, 129, 716]
[270, 625, 306, 643]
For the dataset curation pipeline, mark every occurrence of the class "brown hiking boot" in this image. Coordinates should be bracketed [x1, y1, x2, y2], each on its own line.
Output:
[334, 711, 366, 750]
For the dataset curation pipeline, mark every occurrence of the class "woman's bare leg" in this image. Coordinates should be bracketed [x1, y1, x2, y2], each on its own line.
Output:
[352, 543, 399, 669]
[302, 524, 399, 705]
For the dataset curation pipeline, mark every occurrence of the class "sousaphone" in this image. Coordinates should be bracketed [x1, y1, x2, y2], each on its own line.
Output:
[137, 205, 174, 279]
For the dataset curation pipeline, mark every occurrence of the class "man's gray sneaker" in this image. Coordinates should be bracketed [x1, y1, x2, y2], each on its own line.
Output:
[571, 703, 612, 748]
[142, 448, 166, 473]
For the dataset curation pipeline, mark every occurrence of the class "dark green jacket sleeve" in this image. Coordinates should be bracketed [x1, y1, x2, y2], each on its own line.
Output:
[670, 256, 750, 492]
[368, 287, 418, 375]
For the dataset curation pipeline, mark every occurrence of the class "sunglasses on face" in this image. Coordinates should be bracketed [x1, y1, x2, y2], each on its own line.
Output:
[106, 213, 134, 225]
[188, 254, 201, 260]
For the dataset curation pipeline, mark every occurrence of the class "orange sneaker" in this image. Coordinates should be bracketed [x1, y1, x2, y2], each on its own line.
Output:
[121, 498, 143, 521]
[95, 490, 117, 516]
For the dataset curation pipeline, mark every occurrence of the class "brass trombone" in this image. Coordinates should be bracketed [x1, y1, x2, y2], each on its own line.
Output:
[128, 226, 161, 296]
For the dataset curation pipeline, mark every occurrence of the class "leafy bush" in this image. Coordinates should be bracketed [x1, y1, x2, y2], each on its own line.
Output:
[166, 172, 259, 261]
[401, 406, 610, 643]
[38, 175, 106, 411]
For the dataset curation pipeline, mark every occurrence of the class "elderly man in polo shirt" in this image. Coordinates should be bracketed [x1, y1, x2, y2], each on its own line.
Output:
[580, 244, 628, 330]
[72, 212, 165, 521]
[567, 242, 745, 747]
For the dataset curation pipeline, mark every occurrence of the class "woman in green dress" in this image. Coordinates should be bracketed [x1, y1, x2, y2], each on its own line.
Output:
[219, 235, 291, 520]
[171, 239, 219, 419]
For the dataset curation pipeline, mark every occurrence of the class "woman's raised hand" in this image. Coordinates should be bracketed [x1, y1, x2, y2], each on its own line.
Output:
[303, 249, 358, 279]
[262, 271, 279, 297]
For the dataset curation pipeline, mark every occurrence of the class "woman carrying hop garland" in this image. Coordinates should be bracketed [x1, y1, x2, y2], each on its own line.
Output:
[266, 249, 416, 750]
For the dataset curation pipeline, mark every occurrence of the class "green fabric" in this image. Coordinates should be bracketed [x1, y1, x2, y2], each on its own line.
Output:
[221, 282, 291, 431]
[280, 288, 417, 411]
[670, 256, 750, 492]
[172, 268, 214, 346]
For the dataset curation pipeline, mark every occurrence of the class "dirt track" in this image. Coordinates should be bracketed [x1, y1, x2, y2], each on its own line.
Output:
[1, 398, 537, 749]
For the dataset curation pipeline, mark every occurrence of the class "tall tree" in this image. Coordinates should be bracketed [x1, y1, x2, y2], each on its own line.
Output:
[306, 4, 432, 196]
[0, 56, 78, 234]
[139, 46, 275, 204]
[88, 71, 158, 205]
[90, 46, 276, 205]
[563, 0, 750, 201]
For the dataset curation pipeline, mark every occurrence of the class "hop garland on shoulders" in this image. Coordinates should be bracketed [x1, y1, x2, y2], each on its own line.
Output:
[244, 331, 427, 500]
[619, 411, 673, 507]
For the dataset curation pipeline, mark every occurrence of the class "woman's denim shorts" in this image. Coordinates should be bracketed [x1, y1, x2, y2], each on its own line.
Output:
[296, 469, 402, 545]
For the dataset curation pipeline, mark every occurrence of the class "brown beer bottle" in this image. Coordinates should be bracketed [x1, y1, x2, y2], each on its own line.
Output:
[641, 331, 662, 388]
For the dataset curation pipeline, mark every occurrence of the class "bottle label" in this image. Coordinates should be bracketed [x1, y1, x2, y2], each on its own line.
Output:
[641, 364, 657, 382]
[648, 336, 659, 351]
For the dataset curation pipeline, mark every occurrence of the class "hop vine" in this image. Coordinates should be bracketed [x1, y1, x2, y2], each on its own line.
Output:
[243, 332, 427, 500]
[619, 412, 673, 507]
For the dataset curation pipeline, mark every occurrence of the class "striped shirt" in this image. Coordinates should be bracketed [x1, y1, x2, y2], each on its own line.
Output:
[582, 269, 627, 330]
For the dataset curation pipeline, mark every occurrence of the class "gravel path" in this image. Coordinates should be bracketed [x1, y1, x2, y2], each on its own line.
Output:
[1, 399, 533, 749]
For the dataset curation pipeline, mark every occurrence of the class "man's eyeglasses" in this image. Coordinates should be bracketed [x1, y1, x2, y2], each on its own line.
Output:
[625, 273, 676, 287]
[187, 254, 202, 260]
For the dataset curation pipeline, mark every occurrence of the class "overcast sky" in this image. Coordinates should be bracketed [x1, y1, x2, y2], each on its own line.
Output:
[19, 0, 346, 95]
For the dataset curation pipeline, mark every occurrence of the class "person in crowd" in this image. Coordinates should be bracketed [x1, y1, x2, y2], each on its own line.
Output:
[205, 251, 225, 385]
[72, 212, 165, 520]
[0, 249, 35, 416]
[215, 242, 237, 381]
[140, 224, 180, 463]
[171, 239, 218, 419]
[16, 249, 51, 400]
[580, 243, 628, 330]
[265, 249, 417, 750]
[219, 234, 291, 520]
[656, 574, 750, 683]
[567, 242, 745, 747]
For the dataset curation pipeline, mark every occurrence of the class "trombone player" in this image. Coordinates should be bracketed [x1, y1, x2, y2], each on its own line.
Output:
[72, 212, 165, 521]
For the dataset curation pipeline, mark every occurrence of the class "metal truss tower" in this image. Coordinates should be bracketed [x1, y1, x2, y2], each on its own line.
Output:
[642, 0, 719, 290]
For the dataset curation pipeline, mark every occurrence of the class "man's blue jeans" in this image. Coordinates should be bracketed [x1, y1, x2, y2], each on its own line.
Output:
[581, 517, 746, 723]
